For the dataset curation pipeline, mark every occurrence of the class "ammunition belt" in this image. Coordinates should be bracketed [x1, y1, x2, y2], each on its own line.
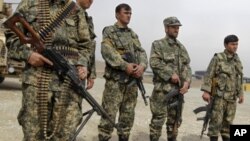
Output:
[36, 0, 76, 140]
[52, 45, 79, 60]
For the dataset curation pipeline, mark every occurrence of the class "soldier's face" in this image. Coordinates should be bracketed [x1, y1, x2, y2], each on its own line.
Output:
[225, 42, 238, 54]
[116, 8, 132, 26]
[77, 0, 93, 9]
[166, 26, 180, 39]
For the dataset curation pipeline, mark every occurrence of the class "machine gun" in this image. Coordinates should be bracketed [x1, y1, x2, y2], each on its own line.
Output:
[4, 12, 122, 141]
[123, 52, 148, 106]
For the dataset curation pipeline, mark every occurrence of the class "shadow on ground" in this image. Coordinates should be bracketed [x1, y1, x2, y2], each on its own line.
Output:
[181, 134, 209, 141]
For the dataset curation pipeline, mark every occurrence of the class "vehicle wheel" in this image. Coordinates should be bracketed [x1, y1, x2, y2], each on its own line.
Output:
[0, 76, 5, 83]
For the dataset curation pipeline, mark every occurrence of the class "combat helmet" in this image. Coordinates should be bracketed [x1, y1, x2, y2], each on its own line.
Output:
[163, 17, 182, 26]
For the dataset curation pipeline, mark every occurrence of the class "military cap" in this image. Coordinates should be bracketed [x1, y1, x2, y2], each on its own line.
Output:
[163, 17, 182, 26]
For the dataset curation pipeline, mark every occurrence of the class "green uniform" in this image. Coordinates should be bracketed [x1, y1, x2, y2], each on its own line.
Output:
[5, 0, 92, 140]
[201, 50, 243, 138]
[98, 23, 148, 140]
[149, 35, 192, 140]
[84, 11, 97, 80]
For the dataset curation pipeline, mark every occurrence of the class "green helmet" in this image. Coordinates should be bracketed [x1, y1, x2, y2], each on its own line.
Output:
[163, 17, 182, 26]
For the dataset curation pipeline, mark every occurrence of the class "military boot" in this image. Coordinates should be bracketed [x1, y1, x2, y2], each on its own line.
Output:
[222, 136, 230, 141]
[118, 135, 129, 141]
[210, 136, 218, 141]
[150, 135, 159, 141]
[167, 137, 177, 141]
[98, 134, 110, 141]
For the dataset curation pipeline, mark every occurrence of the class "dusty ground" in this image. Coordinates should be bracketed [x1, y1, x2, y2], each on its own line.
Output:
[0, 61, 249, 141]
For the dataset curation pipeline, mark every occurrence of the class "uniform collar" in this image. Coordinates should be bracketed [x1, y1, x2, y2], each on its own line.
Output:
[165, 35, 179, 46]
[114, 22, 131, 31]
[224, 49, 236, 60]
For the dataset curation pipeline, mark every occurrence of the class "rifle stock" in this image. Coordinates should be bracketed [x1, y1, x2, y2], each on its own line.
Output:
[3, 12, 44, 52]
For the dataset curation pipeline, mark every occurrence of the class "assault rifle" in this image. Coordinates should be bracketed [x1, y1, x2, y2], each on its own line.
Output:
[4, 12, 122, 141]
[193, 98, 214, 139]
[123, 52, 148, 106]
[166, 85, 184, 136]
[193, 78, 217, 139]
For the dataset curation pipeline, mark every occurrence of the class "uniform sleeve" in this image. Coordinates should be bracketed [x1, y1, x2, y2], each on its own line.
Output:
[200, 55, 218, 93]
[150, 41, 173, 82]
[132, 33, 148, 69]
[77, 10, 92, 67]
[101, 27, 128, 71]
[4, 0, 33, 61]
[87, 40, 96, 79]
[235, 56, 244, 97]
[181, 47, 192, 84]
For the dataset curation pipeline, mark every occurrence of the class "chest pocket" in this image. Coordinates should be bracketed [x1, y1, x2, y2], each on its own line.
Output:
[113, 32, 133, 55]
[216, 62, 234, 91]
[64, 18, 78, 40]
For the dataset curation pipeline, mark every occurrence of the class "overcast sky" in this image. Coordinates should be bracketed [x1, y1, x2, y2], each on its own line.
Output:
[6, 0, 250, 76]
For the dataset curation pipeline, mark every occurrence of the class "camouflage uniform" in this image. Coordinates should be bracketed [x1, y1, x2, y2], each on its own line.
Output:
[149, 35, 192, 140]
[84, 11, 97, 80]
[98, 23, 148, 140]
[5, 0, 91, 140]
[201, 49, 243, 138]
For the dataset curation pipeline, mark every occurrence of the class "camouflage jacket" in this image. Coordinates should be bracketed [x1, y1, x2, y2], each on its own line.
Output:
[84, 11, 96, 79]
[201, 50, 243, 101]
[5, 0, 92, 90]
[150, 35, 192, 92]
[101, 23, 148, 82]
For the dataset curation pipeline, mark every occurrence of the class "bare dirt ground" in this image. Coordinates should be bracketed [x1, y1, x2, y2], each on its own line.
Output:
[1, 61, 249, 141]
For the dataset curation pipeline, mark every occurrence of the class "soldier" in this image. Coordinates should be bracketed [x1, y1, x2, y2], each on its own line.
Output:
[201, 35, 244, 141]
[5, 0, 92, 140]
[98, 3, 148, 141]
[149, 17, 192, 141]
[77, 0, 96, 90]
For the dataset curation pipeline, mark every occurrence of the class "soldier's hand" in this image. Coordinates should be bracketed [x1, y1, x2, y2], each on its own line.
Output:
[238, 95, 244, 104]
[171, 73, 180, 84]
[77, 66, 87, 80]
[87, 78, 94, 90]
[132, 65, 144, 78]
[202, 92, 211, 103]
[125, 63, 136, 75]
[28, 52, 53, 67]
[180, 81, 189, 94]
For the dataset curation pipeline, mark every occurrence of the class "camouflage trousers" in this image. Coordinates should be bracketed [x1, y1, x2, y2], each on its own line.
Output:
[208, 96, 236, 138]
[18, 83, 83, 141]
[149, 89, 183, 140]
[98, 79, 138, 140]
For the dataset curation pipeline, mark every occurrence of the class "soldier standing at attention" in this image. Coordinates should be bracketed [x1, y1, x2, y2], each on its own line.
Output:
[77, 0, 96, 90]
[201, 35, 244, 141]
[149, 17, 192, 141]
[98, 3, 148, 141]
[5, 0, 92, 140]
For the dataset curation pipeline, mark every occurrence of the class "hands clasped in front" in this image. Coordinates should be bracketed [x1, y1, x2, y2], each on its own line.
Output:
[125, 63, 145, 78]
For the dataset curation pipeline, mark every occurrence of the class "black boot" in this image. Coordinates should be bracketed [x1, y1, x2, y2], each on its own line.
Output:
[167, 137, 177, 141]
[150, 135, 159, 141]
[119, 135, 129, 141]
[98, 134, 110, 141]
[210, 136, 218, 141]
[222, 136, 230, 141]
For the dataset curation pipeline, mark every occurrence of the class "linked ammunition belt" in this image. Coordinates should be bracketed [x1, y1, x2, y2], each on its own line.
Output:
[36, 0, 76, 139]
[52, 45, 79, 59]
